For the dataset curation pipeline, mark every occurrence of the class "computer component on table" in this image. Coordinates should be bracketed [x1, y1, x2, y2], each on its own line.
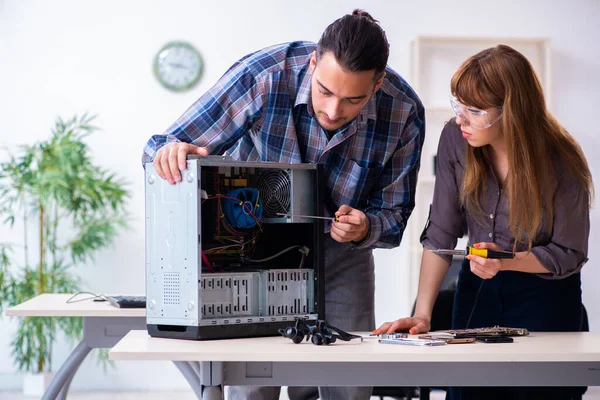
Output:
[145, 156, 325, 340]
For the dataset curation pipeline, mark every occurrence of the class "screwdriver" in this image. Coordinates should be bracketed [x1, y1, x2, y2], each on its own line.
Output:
[432, 246, 515, 259]
[276, 213, 340, 222]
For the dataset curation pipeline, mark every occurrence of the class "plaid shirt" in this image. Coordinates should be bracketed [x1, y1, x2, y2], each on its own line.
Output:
[143, 41, 425, 249]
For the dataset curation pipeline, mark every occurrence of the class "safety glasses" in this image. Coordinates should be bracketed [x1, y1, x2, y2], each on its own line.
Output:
[449, 95, 503, 131]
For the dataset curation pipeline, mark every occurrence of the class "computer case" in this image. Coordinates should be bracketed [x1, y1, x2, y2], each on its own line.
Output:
[144, 156, 325, 340]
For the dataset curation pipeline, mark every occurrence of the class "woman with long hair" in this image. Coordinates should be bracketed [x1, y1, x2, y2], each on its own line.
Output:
[375, 45, 593, 399]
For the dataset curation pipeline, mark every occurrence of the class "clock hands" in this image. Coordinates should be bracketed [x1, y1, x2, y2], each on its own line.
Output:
[154, 41, 202, 91]
[167, 62, 191, 70]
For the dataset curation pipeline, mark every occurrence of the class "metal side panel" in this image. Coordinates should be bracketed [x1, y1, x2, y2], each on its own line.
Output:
[145, 160, 201, 326]
[289, 169, 315, 219]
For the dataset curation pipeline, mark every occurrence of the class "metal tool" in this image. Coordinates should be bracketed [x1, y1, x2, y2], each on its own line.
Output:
[432, 246, 515, 259]
[379, 337, 447, 346]
[379, 332, 407, 340]
[276, 213, 339, 222]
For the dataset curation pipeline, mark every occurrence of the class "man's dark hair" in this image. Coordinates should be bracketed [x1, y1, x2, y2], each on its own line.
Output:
[317, 9, 389, 77]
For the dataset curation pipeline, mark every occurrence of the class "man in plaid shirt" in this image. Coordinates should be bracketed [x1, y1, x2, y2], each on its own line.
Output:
[143, 9, 424, 400]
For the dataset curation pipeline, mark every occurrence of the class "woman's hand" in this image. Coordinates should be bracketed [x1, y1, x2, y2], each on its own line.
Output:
[372, 315, 431, 335]
[468, 242, 503, 279]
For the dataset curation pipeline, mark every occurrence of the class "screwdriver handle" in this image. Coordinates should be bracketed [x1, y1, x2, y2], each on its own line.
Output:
[467, 246, 514, 259]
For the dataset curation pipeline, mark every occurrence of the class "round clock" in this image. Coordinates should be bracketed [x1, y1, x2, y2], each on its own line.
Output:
[153, 41, 203, 92]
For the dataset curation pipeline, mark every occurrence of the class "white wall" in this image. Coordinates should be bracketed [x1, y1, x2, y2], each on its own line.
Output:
[0, 0, 598, 392]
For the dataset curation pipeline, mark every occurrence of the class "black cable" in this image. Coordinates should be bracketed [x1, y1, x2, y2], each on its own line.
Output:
[465, 280, 484, 329]
[66, 291, 107, 303]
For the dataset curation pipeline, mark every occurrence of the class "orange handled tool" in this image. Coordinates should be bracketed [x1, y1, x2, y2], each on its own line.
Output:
[433, 246, 514, 259]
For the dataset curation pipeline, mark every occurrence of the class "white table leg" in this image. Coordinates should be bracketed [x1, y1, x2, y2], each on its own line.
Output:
[173, 361, 204, 398]
[200, 361, 224, 400]
[41, 340, 92, 400]
[42, 316, 147, 400]
[202, 386, 223, 400]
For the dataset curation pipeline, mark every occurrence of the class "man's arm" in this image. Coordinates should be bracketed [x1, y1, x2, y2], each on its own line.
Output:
[356, 109, 426, 249]
[142, 59, 266, 173]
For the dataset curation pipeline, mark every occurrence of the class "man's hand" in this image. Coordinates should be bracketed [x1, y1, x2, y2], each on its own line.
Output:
[373, 315, 431, 335]
[331, 205, 369, 243]
[467, 242, 503, 279]
[153, 143, 209, 184]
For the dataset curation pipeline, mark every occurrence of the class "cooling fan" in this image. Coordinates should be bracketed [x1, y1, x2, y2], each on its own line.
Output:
[257, 169, 291, 217]
[222, 188, 262, 229]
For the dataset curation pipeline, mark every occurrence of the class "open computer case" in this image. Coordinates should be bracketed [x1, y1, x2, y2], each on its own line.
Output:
[144, 156, 325, 340]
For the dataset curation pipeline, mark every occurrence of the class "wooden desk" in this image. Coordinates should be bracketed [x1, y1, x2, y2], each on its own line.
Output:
[6, 294, 202, 400]
[110, 330, 600, 400]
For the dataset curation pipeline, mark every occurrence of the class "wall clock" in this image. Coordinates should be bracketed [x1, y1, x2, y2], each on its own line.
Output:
[153, 41, 203, 92]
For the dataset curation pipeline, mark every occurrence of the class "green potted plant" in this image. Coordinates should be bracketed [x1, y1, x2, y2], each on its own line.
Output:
[0, 114, 130, 394]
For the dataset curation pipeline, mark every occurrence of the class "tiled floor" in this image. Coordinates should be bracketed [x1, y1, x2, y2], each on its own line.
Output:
[2, 388, 600, 399]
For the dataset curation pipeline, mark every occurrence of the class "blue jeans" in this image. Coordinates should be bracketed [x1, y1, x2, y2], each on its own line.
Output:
[448, 259, 585, 400]
[228, 235, 375, 400]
